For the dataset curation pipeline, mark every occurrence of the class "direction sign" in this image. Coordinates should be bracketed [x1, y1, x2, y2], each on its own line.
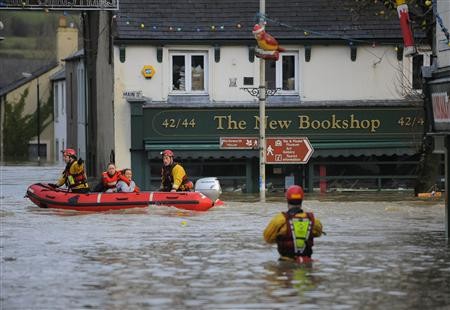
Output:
[220, 137, 258, 149]
[266, 137, 314, 164]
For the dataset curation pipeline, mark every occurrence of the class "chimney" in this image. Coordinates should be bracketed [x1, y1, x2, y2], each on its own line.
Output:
[56, 16, 78, 66]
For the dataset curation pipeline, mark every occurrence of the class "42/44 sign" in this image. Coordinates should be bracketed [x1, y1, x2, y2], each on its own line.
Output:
[161, 118, 196, 128]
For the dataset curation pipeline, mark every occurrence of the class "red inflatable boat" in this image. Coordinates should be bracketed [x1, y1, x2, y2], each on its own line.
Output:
[25, 183, 218, 212]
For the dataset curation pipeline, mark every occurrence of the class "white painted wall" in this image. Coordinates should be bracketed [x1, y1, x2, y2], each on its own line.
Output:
[301, 45, 406, 100]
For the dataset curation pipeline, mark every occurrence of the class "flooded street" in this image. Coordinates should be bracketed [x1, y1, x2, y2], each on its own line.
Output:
[1, 165, 449, 309]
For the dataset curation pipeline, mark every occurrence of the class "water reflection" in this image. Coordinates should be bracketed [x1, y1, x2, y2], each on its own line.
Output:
[1, 165, 449, 309]
[263, 261, 321, 301]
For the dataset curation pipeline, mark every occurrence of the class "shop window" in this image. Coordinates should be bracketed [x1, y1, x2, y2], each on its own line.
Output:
[265, 52, 298, 92]
[170, 52, 208, 93]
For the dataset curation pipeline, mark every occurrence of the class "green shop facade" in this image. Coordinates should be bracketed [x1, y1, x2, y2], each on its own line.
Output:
[129, 102, 424, 192]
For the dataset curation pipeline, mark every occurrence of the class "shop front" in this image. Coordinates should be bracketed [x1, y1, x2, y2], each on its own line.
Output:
[130, 102, 424, 192]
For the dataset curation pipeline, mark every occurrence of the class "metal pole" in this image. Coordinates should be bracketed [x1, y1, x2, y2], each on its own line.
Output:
[37, 78, 40, 164]
[446, 135, 449, 240]
[259, 0, 266, 202]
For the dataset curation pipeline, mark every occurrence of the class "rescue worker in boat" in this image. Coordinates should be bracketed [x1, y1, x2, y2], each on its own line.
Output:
[263, 185, 323, 263]
[160, 149, 193, 192]
[115, 168, 139, 193]
[52, 148, 89, 193]
[93, 162, 122, 192]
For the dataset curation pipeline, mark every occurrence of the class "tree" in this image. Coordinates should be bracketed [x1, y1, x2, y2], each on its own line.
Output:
[3, 88, 53, 161]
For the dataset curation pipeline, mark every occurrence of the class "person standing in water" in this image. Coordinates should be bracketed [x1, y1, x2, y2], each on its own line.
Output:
[263, 185, 323, 263]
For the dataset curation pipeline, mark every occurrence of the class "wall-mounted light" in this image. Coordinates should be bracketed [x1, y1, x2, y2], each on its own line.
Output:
[350, 44, 357, 61]
[157, 46, 163, 63]
[396, 45, 404, 61]
[214, 45, 221, 63]
[304, 45, 311, 62]
[119, 45, 126, 63]
[248, 46, 255, 63]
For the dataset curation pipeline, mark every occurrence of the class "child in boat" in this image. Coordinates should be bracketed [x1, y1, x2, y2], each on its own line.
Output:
[115, 168, 139, 193]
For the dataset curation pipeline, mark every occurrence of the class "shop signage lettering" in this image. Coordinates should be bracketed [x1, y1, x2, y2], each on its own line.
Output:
[144, 107, 424, 139]
[214, 114, 381, 132]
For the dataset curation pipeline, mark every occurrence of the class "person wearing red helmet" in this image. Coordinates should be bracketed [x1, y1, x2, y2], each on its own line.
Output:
[52, 148, 89, 193]
[160, 150, 193, 192]
[263, 185, 323, 263]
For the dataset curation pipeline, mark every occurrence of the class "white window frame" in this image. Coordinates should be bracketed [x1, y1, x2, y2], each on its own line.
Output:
[272, 52, 299, 94]
[169, 51, 208, 94]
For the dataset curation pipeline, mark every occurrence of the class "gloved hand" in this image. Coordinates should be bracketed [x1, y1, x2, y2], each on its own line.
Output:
[77, 158, 84, 165]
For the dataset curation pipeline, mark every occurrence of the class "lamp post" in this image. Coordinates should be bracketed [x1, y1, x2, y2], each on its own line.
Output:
[258, 0, 266, 202]
[22, 72, 40, 163]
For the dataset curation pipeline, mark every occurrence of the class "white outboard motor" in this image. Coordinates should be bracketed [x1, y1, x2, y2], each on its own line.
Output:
[194, 177, 222, 201]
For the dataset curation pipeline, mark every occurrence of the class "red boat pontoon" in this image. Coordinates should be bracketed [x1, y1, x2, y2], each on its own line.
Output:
[26, 183, 220, 212]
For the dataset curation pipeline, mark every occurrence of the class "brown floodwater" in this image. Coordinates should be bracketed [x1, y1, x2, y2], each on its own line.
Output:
[1, 165, 448, 309]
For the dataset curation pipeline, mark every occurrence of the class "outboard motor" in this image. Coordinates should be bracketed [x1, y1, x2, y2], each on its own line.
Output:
[194, 177, 222, 201]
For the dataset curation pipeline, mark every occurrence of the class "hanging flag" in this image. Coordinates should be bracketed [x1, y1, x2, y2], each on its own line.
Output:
[396, 0, 416, 56]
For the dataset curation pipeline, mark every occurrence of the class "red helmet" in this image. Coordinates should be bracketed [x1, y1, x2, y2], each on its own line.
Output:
[161, 149, 174, 157]
[285, 185, 304, 205]
[62, 148, 77, 157]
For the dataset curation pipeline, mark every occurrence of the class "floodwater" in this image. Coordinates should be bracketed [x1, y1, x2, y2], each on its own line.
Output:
[1, 165, 449, 309]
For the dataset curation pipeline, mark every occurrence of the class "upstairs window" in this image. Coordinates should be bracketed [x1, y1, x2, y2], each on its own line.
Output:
[266, 52, 298, 93]
[171, 52, 208, 93]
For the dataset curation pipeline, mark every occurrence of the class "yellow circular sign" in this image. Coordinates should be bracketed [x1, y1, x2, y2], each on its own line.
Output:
[141, 65, 156, 79]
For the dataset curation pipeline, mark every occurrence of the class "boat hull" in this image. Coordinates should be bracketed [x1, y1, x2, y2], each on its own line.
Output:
[26, 183, 215, 212]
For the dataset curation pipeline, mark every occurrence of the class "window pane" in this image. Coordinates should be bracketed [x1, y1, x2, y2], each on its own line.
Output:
[265, 61, 276, 89]
[172, 56, 185, 91]
[191, 55, 204, 91]
[282, 55, 295, 90]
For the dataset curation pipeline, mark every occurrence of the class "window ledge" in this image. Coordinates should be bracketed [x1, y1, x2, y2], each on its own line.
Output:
[167, 94, 211, 104]
[267, 95, 300, 104]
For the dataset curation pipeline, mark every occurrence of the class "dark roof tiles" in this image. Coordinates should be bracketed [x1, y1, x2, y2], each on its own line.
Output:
[115, 0, 425, 43]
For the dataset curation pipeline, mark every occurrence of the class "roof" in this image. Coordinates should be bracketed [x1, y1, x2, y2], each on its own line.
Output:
[0, 61, 58, 97]
[64, 48, 85, 61]
[114, 0, 426, 44]
[50, 68, 65, 81]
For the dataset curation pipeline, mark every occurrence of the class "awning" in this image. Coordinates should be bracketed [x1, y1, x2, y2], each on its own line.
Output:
[144, 140, 421, 160]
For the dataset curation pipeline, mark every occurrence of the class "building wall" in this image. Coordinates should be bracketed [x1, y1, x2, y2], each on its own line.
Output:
[95, 11, 115, 175]
[301, 46, 405, 101]
[112, 43, 415, 168]
[436, 0, 450, 68]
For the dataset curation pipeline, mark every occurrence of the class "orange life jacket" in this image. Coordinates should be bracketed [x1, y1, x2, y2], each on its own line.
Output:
[117, 173, 140, 192]
[102, 171, 121, 189]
